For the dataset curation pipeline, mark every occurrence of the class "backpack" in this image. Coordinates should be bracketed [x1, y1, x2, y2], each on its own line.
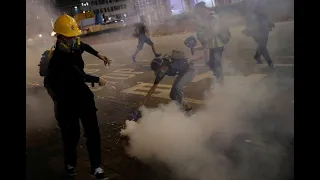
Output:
[39, 46, 54, 77]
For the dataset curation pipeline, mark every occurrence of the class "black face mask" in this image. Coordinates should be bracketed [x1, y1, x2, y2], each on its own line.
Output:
[57, 37, 80, 52]
[66, 37, 80, 51]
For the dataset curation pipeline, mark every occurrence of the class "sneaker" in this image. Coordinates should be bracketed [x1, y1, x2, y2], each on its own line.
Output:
[216, 77, 224, 86]
[91, 167, 108, 180]
[254, 56, 263, 64]
[66, 164, 76, 176]
[155, 53, 162, 57]
[268, 63, 275, 68]
[132, 55, 136, 62]
[183, 103, 193, 112]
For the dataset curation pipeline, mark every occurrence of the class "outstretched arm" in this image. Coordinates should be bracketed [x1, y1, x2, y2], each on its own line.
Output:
[81, 41, 112, 66]
[141, 84, 158, 106]
[139, 73, 164, 106]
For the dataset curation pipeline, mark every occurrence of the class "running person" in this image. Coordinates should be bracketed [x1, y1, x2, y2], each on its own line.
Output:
[243, 0, 275, 67]
[132, 15, 162, 62]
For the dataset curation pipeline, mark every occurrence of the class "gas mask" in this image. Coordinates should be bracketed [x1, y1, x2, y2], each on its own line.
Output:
[57, 37, 81, 52]
[65, 37, 80, 51]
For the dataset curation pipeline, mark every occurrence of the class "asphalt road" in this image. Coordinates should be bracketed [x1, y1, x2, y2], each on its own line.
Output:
[26, 21, 294, 180]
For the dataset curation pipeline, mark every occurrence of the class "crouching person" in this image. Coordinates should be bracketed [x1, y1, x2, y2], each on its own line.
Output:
[141, 50, 203, 111]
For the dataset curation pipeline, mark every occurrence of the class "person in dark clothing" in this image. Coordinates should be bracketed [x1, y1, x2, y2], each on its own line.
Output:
[44, 41, 111, 127]
[193, 2, 231, 93]
[132, 15, 161, 62]
[45, 14, 110, 180]
[243, 0, 275, 67]
[140, 50, 203, 111]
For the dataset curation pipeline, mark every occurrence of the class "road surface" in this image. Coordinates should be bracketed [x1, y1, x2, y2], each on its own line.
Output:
[26, 21, 294, 180]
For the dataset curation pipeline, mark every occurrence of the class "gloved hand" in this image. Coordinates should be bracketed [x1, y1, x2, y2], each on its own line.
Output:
[131, 110, 142, 121]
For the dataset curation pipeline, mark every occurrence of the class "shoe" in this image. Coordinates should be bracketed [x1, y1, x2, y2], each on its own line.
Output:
[132, 55, 136, 62]
[91, 167, 109, 180]
[183, 103, 193, 112]
[185, 106, 193, 112]
[66, 164, 76, 177]
[268, 63, 275, 68]
[216, 77, 224, 86]
[256, 59, 263, 64]
[155, 53, 162, 57]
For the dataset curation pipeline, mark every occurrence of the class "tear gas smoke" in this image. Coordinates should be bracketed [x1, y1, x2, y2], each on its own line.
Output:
[121, 80, 293, 180]
[26, 1, 59, 130]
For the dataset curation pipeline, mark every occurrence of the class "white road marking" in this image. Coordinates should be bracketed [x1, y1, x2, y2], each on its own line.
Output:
[121, 82, 204, 104]
[106, 81, 118, 85]
[84, 68, 100, 74]
[191, 71, 213, 82]
[276, 56, 294, 60]
[136, 60, 150, 62]
[192, 72, 267, 84]
[274, 64, 294, 67]
[111, 64, 127, 67]
[101, 68, 144, 80]
[113, 68, 144, 74]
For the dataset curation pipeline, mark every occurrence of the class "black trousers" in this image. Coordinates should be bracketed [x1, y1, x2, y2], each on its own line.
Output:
[55, 100, 101, 170]
[252, 32, 273, 65]
[208, 47, 224, 80]
[45, 87, 58, 119]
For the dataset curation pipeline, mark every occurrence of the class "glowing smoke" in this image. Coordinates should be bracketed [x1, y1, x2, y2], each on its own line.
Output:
[121, 80, 293, 180]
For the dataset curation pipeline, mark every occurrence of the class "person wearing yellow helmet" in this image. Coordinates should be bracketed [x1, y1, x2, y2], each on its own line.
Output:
[45, 14, 109, 179]
[51, 14, 111, 65]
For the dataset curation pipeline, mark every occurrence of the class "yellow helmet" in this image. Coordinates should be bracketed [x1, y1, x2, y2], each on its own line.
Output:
[53, 14, 81, 37]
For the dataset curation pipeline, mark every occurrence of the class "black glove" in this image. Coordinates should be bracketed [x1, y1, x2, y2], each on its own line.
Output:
[131, 110, 142, 121]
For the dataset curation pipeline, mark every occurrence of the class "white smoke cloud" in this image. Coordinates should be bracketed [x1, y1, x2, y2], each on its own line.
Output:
[121, 81, 293, 180]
